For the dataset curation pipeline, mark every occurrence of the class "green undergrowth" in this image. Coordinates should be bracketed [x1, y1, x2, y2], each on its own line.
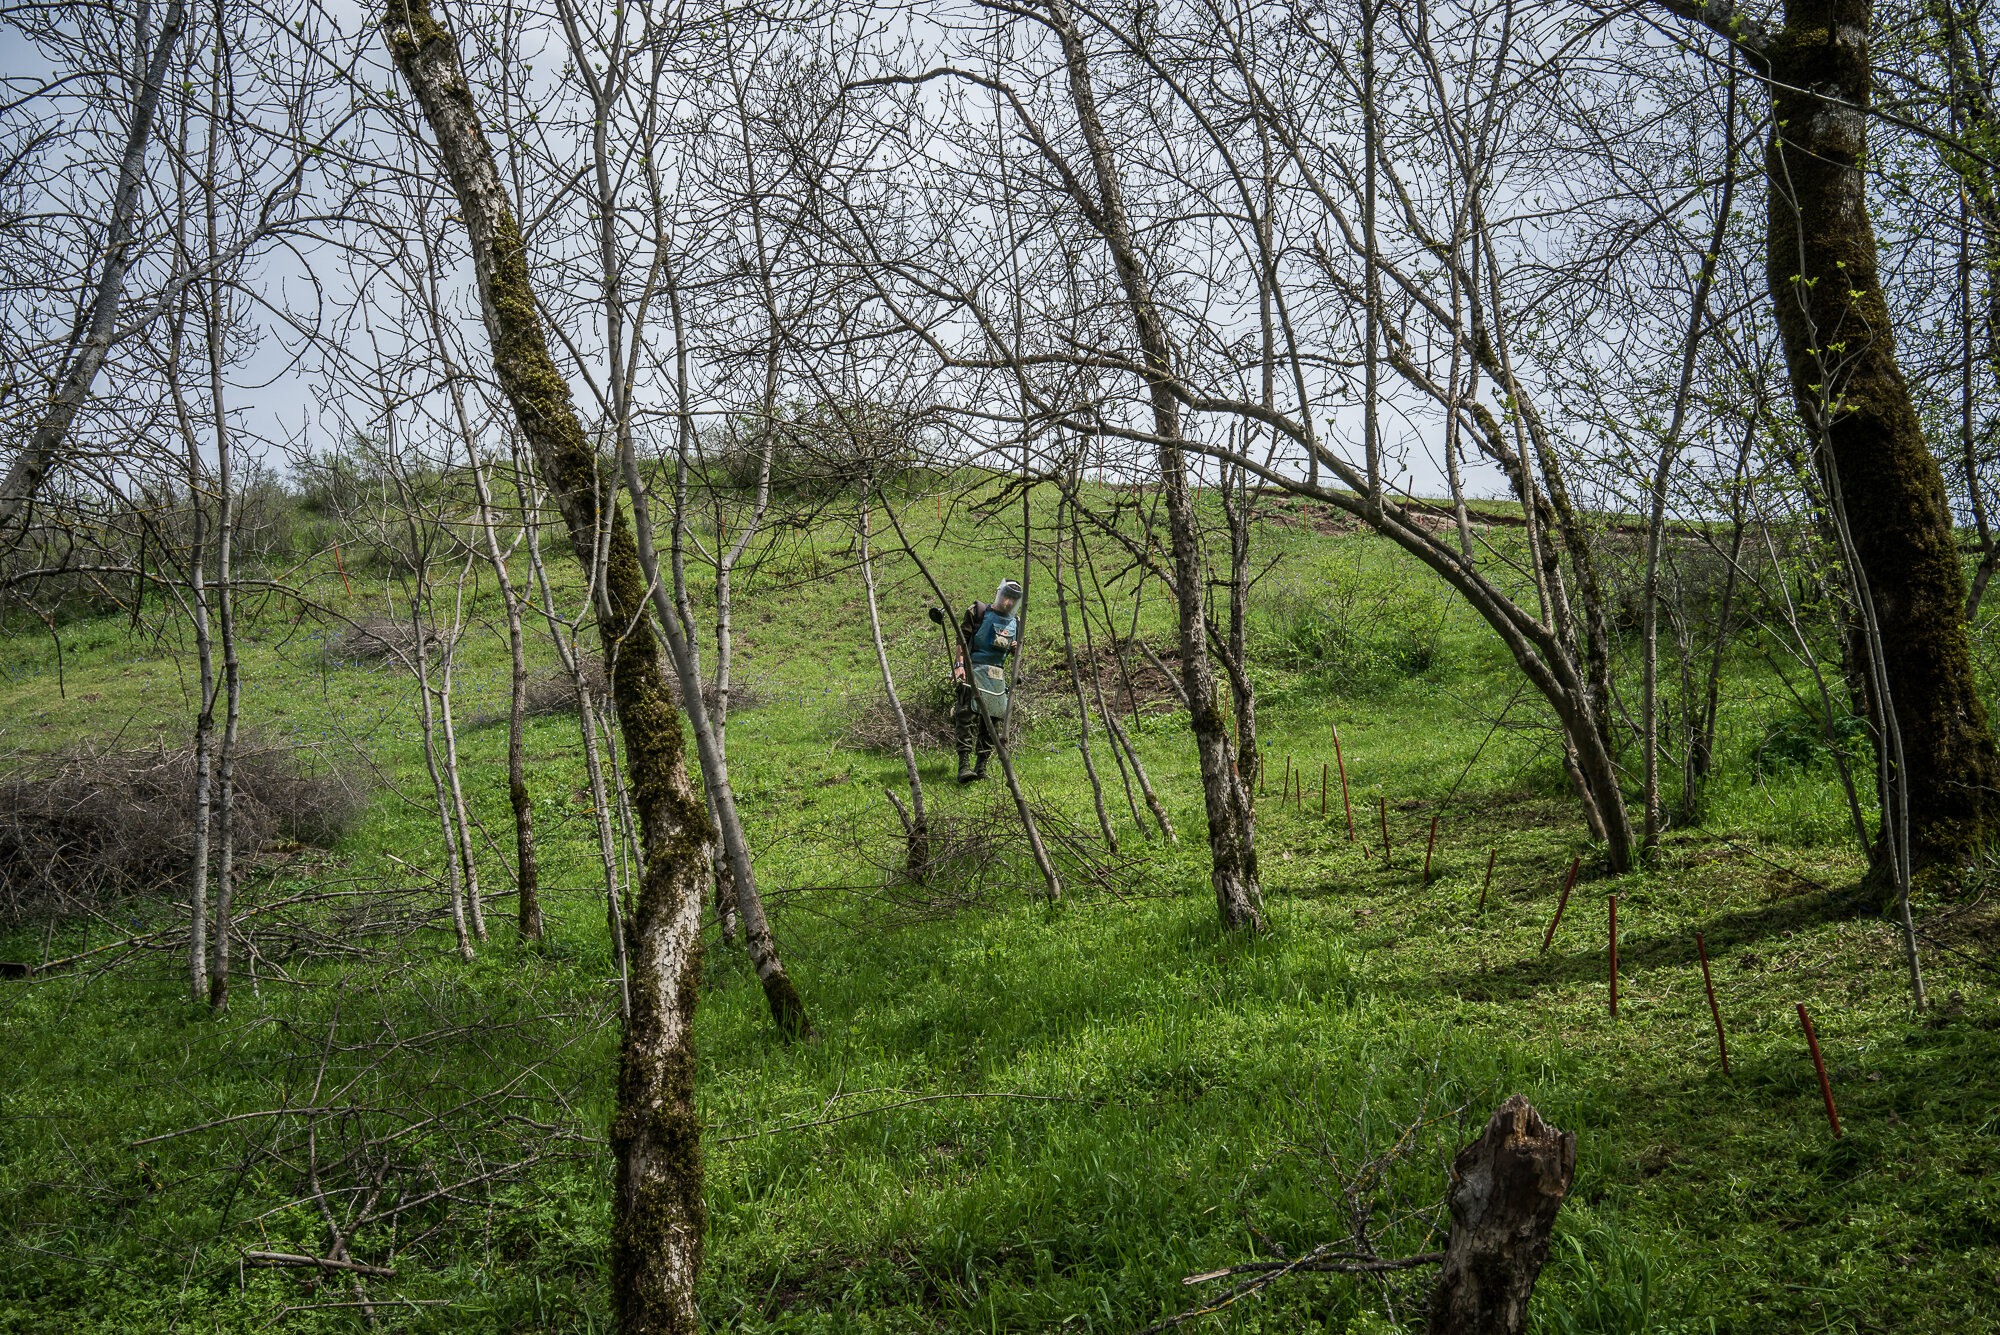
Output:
[0, 487, 1995, 1333]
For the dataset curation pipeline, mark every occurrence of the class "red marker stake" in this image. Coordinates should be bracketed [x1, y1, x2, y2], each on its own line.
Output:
[1332, 725, 1354, 842]
[1797, 1004, 1843, 1138]
[1379, 798, 1392, 869]
[1608, 894, 1619, 1018]
[1696, 932, 1730, 1074]
[1540, 856, 1581, 955]
[1423, 815, 1439, 886]
[1478, 848, 1496, 914]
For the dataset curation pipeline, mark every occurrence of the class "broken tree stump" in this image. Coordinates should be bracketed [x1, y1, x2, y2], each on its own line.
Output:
[1426, 1095, 1576, 1335]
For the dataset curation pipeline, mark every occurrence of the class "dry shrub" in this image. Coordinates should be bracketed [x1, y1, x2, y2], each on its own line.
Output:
[0, 738, 362, 924]
[845, 692, 956, 753]
[521, 659, 610, 717]
[843, 789, 1154, 925]
[332, 615, 457, 666]
[843, 668, 1063, 754]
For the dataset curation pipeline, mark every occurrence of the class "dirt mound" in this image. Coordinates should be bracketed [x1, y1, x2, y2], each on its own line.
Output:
[1042, 639, 1184, 716]
[517, 658, 762, 721]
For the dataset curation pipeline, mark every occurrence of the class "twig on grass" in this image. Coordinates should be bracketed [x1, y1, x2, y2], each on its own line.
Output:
[1331, 724, 1353, 840]
[711, 1091, 1107, 1145]
[1137, 1245, 1443, 1335]
[1183, 1249, 1444, 1282]
[242, 1250, 395, 1277]
[253, 1299, 449, 1333]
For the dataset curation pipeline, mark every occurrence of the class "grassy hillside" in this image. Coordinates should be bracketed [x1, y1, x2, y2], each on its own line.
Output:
[0, 483, 1994, 1333]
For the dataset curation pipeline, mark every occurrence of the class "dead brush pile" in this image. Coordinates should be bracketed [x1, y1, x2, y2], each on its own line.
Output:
[331, 615, 457, 666]
[844, 690, 956, 752]
[841, 790, 1154, 925]
[0, 739, 361, 923]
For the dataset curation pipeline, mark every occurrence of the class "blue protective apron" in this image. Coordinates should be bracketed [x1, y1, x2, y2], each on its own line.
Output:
[971, 663, 1010, 722]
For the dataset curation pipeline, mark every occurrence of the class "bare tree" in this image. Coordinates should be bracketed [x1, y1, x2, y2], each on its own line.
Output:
[411, 231, 543, 942]
[0, 0, 187, 537]
[858, 491, 932, 873]
[828, 0, 1682, 875]
[514, 0, 812, 1035]
[1052, 489, 1120, 851]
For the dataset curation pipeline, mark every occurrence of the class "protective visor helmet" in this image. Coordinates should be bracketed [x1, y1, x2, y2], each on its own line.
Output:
[993, 579, 1024, 613]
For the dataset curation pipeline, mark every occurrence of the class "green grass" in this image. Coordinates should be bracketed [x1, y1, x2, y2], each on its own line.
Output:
[0, 488, 1995, 1333]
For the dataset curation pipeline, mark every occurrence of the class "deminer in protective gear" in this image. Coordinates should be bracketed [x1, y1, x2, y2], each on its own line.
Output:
[952, 579, 1023, 783]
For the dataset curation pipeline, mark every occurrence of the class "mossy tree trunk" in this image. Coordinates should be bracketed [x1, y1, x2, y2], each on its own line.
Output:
[383, 4, 712, 1330]
[1762, 0, 2000, 873]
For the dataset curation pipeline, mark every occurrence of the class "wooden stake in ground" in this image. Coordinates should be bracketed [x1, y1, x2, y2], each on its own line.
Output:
[1333, 725, 1354, 840]
[1539, 857, 1580, 955]
[1696, 932, 1730, 1074]
[1423, 815, 1439, 885]
[1607, 895, 1618, 1019]
[1425, 1095, 1576, 1335]
[1796, 1004, 1843, 1138]
[1478, 848, 1496, 914]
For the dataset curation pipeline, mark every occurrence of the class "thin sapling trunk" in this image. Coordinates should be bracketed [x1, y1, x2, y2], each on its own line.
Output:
[858, 495, 930, 876]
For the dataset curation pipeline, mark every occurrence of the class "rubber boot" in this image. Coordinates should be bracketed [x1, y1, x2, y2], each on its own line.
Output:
[957, 750, 977, 784]
[971, 751, 989, 781]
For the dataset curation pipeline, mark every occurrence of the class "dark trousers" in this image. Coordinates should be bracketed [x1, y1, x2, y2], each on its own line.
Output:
[952, 680, 996, 761]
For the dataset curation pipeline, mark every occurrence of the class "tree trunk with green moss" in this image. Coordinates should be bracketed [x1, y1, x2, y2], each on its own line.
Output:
[382, 4, 711, 1329]
[1764, 0, 2000, 874]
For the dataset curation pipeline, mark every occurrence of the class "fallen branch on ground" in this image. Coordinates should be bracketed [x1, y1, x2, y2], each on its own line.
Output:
[1139, 1244, 1444, 1334]
[242, 1251, 396, 1277]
